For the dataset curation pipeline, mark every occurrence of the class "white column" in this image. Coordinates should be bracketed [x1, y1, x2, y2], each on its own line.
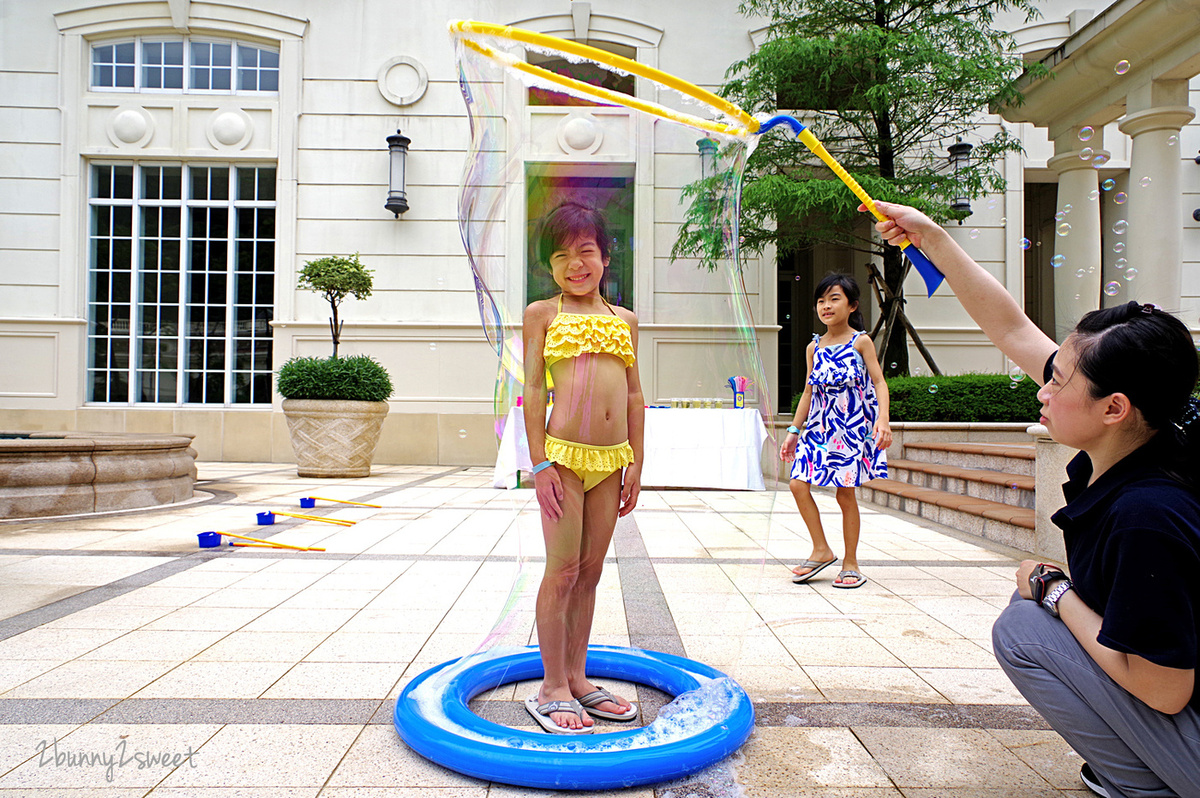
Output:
[1117, 80, 1195, 309]
[1047, 129, 1106, 342]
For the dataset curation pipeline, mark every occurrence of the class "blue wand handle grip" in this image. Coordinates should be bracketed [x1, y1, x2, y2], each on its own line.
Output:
[899, 243, 945, 298]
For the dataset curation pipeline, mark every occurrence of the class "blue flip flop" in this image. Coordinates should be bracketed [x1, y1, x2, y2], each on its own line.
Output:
[792, 557, 838, 583]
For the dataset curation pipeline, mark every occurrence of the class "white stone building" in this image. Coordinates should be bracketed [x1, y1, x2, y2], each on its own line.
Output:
[1, 0, 1197, 465]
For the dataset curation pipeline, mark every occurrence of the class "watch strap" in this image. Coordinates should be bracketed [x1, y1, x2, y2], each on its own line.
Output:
[787, 425, 801, 435]
[1042, 579, 1073, 617]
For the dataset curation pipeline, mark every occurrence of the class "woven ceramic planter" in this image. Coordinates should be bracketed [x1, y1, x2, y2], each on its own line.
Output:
[282, 399, 389, 478]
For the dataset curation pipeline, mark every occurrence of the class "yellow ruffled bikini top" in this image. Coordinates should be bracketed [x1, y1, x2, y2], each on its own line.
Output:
[543, 294, 636, 369]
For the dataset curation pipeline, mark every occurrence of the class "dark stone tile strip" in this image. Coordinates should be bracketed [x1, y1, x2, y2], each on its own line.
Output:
[612, 514, 683, 720]
[0, 698, 120, 724]
[0, 555, 219, 642]
[0, 697, 1048, 730]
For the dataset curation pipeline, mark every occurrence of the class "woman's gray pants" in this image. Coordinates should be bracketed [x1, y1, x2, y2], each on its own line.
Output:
[992, 593, 1200, 797]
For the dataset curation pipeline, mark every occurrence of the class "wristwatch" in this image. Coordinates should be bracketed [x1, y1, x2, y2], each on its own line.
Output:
[1028, 563, 1067, 603]
[787, 425, 801, 435]
[1041, 579, 1073, 618]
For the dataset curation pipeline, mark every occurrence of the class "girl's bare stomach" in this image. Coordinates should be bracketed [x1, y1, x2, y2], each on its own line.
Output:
[545, 355, 630, 445]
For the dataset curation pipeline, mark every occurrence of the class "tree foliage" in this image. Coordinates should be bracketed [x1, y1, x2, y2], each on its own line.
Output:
[297, 253, 374, 358]
[672, 0, 1043, 373]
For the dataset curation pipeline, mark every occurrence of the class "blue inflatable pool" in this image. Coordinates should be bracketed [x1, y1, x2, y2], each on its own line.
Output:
[393, 645, 755, 790]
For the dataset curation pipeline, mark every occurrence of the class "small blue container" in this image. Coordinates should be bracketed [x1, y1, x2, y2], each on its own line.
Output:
[256, 511, 275, 525]
[300, 497, 316, 509]
[197, 531, 221, 548]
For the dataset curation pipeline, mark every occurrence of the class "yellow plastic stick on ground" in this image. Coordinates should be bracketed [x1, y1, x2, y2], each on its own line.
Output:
[271, 510, 355, 526]
[307, 496, 382, 508]
[231, 542, 327, 552]
[219, 531, 316, 551]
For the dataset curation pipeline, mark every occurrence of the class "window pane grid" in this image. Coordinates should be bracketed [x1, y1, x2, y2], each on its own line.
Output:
[90, 37, 277, 94]
[88, 163, 275, 406]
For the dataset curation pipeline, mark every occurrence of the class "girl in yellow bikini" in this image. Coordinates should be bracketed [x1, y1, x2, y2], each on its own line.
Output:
[521, 201, 644, 734]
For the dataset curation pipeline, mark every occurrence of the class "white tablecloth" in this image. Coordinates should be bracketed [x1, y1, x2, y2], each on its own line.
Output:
[494, 406, 769, 490]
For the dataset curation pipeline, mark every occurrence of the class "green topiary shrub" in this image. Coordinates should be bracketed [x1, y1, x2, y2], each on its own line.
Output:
[791, 373, 1041, 422]
[277, 355, 393, 402]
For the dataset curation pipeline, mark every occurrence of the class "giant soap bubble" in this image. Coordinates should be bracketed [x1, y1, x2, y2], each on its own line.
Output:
[394, 20, 945, 792]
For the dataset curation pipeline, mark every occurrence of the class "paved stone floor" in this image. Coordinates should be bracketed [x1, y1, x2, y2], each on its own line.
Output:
[0, 463, 1092, 796]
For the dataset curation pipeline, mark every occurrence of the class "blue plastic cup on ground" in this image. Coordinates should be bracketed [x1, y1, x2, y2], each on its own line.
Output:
[300, 497, 316, 509]
[256, 511, 275, 525]
[197, 531, 221, 548]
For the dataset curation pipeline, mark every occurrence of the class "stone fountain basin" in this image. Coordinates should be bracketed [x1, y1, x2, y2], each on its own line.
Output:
[0, 431, 197, 519]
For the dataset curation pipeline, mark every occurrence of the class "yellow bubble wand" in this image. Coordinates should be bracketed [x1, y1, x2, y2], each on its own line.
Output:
[449, 20, 944, 296]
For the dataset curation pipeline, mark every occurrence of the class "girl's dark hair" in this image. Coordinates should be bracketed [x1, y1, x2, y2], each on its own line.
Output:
[1072, 301, 1200, 484]
[537, 202, 611, 266]
[814, 273, 865, 331]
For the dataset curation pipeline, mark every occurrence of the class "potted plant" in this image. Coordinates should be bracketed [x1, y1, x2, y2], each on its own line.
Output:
[277, 254, 394, 477]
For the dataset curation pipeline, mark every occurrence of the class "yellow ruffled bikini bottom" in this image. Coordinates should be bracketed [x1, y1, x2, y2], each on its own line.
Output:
[544, 434, 635, 492]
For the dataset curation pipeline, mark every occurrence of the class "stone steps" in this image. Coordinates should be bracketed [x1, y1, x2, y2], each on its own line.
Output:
[858, 441, 1037, 553]
[901, 441, 1036, 476]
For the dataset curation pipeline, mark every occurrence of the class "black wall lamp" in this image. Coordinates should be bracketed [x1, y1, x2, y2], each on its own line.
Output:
[385, 130, 411, 217]
[697, 137, 718, 179]
[948, 137, 973, 222]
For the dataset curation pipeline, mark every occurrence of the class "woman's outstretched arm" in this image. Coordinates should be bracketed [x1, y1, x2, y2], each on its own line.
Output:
[867, 201, 1058, 385]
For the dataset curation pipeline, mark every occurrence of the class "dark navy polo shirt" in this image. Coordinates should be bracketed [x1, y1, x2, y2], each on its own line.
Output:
[1052, 435, 1200, 710]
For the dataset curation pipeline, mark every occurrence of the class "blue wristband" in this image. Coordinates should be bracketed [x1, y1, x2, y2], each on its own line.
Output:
[531, 460, 555, 474]
[787, 425, 801, 435]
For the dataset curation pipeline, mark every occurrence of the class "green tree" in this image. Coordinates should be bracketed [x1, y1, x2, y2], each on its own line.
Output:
[297, 253, 374, 358]
[673, 0, 1043, 375]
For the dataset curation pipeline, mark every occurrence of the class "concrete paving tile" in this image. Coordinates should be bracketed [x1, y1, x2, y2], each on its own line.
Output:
[321, 789, 487, 797]
[803, 666, 949, 704]
[92, 586, 218, 608]
[854, 726, 1052, 789]
[0, 789, 150, 796]
[0, 628, 128, 661]
[875, 578, 968, 597]
[0, 723, 218, 789]
[681, 632, 796, 670]
[141, 606, 268, 632]
[0, 724, 80, 774]
[743, 790, 904, 798]
[0, 660, 61, 693]
[276, 589, 378, 611]
[721, 664, 821, 701]
[3, 659, 178, 699]
[158, 724, 361, 787]
[338, 609, 444, 635]
[737, 727, 893, 788]
[0, 584, 91, 618]
[191, 631, 328, 662]
[261, 661, 405, 699]
[899, 790, 1067, 798]
[914, 668, 1029, 705]
[38, 605, 176, 630]
[782, 636, 906, 668]
[150, 788, 321, 797]
[876, 637, 998, 670]
[765, 616, 869, 639]
[78, 630, 228, 662]
[302, 632, 428, 664]
[190, 588, 303, 609]
[326, 723, 487, 788]
[987, 729, 1085, 790]
[132, 660, 294, 699]
[240, 608, 358, 633]
[849, 614, 960, 640]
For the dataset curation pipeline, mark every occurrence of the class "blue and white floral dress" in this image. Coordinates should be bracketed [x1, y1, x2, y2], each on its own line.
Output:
[791, 331, 887, 486]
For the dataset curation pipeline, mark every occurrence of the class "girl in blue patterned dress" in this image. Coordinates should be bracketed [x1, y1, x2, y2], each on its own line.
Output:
[781, 274, 890, 588]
